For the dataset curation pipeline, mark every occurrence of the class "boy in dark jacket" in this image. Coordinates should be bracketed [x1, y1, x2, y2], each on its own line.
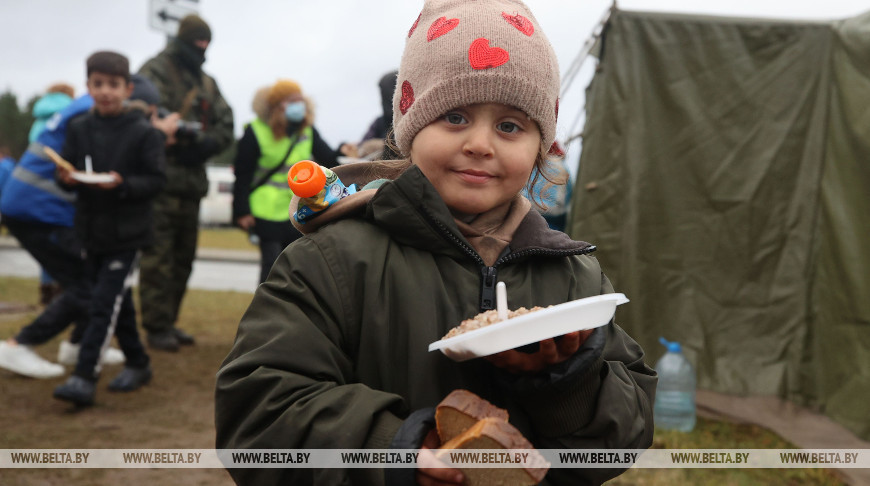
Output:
[53, 51, 166, 407]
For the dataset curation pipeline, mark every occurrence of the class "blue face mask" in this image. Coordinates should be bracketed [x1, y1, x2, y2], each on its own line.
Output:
[284, 101, 306, 122]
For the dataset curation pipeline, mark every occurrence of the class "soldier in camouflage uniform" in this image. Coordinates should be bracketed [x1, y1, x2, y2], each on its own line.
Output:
[137, 14, 234, 352]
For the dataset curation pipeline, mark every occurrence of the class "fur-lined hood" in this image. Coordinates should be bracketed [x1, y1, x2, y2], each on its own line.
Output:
[251, 87, 316, 128]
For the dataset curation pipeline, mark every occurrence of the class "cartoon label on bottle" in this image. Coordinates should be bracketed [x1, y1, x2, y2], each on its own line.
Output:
[294, 167, 356, 224]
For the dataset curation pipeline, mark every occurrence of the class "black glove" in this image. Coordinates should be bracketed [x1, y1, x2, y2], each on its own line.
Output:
[496, 325, 606, 394]
[385, 407, 436, 486]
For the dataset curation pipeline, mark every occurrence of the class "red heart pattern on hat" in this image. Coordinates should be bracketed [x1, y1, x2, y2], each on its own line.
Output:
[502, 12, 534, 36]
[468, 38, 509, 70]
[399, 81, 414, 114]
[427, 16, 459, 41]
[408, 13, 421, 38]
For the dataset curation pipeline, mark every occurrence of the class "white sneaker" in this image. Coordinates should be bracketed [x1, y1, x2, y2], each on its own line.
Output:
[57, 341, 126, 366]
[57, 340, 79, 366]
[0, 341, 65, 379]
[102, 346, 126, 365]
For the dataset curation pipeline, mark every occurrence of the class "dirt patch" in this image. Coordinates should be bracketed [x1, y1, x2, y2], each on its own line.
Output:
[0, 281, 251, 485]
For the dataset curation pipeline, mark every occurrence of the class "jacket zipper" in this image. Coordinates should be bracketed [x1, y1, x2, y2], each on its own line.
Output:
[480, 266, 498, 310]
[419, 206, 597, 311]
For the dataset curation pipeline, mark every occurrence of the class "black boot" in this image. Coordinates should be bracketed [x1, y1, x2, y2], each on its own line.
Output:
[173, 328, 195, 346]
[108, 366, 152, 392]
[54, 375, 96, 406]
[147, 330, 179, 352]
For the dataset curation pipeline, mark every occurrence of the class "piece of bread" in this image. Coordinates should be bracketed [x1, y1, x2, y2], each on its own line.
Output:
[436, 389, 509, 443]
[435, 417, 550, 486]
[42, 146, 76, 173]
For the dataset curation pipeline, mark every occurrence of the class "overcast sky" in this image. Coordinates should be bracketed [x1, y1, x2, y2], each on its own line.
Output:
[2, 0, 868, 168]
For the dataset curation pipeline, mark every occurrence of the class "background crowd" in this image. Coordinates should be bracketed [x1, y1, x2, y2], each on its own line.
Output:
[0, 11, 572, 405]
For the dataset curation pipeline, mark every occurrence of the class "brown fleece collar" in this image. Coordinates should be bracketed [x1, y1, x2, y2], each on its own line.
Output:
[454, 195, 531, 266]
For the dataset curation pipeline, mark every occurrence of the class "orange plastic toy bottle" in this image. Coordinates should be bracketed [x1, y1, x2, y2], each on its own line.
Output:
[287, 161, 356, 223]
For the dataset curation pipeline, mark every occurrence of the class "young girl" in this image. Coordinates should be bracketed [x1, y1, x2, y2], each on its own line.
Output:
[216, 1, 655, 485]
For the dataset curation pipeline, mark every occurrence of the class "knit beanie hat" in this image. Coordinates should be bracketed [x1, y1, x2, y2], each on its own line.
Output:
[393, 0, 560, 156]
[267, 79, 302, 107]
[130, 74, 160, 106]
[177, 14, 212, 45]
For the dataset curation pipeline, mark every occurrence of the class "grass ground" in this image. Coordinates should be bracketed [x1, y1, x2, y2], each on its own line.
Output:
[0, 267, 849, 485]
[612, 420, 846, 485]
[197, 227, 253, 252]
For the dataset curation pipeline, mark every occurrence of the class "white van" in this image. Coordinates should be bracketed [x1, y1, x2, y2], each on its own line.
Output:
[200, 165, 234, 226]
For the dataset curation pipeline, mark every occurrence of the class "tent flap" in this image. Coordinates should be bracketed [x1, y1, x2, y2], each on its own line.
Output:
[569, 8, 870, 440]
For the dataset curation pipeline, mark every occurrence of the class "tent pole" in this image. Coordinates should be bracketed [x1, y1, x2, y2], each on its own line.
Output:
[560, 6, 612, 97]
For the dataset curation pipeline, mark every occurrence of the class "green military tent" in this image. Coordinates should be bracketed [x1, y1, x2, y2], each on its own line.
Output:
[567, 8, 870, 440]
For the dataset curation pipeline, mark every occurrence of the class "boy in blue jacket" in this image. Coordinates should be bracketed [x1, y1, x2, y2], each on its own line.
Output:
[53, 51, 166, 406]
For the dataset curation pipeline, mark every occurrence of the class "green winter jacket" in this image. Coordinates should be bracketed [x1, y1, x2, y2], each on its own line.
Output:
[215, 163, 656, 486]
[137, 40, 234, 199]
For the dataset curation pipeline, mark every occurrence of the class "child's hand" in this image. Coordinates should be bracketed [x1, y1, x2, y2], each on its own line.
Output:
[57, 167, 79, 186]
[485, 329, 595, 373]
[236, 214, 255, 231]
[151, 111, 181, 146]
[416, 429, 464, 486]
[95, 171, 123, 190]
[339, 143, 358, 158]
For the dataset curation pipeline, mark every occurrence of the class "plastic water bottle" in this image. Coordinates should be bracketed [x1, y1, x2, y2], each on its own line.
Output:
[653, 337, 696, 432]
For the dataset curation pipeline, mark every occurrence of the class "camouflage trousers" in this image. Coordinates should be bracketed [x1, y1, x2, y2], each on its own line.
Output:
[138, 193, 200, 335]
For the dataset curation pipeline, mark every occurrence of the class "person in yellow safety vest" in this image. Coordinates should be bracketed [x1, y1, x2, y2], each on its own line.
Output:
[232, 79, 358, 283]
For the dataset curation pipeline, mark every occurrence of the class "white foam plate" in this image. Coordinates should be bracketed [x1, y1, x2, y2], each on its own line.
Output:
[71, 172, 115, 184]
[428, 293, 629, 362]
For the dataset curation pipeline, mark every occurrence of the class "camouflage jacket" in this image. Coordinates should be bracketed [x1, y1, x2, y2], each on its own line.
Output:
[137, 40, 234, 199]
